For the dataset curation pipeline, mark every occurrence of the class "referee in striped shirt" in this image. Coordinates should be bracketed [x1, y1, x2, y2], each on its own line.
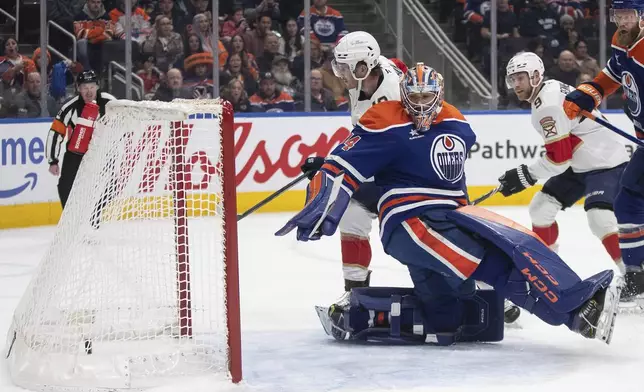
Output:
[45, 70, 116, 209]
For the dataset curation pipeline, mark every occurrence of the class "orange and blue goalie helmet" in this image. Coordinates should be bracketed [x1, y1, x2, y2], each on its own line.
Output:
[400, 63, 444, 131]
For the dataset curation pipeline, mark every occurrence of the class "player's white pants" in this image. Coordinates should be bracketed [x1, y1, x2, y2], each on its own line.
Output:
[529, 191, 624, 273]
[338, 199, 377, 282]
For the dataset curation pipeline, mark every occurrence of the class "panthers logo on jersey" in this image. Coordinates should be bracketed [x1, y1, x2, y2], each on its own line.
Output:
[430, 134, 466, 183]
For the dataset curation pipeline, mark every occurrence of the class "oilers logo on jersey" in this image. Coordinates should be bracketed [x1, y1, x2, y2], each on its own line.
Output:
[431, 134, 466, 183]
[623, 71, 641, 117]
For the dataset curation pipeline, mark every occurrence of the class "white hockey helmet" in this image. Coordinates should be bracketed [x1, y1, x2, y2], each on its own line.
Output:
[505, 52, 545, 89]
[332, 31, 381, 81]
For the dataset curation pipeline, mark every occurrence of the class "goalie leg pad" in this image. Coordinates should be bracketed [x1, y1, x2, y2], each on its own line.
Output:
[452, 206, 615, 317]
[317, 287, 504, 345]
[385, 209, 486, 290]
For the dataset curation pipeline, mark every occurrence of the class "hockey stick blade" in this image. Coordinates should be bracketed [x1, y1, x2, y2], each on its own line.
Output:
[581, 110, 644, 148]
[471, 186, 500, 206]
[237, 171, 313, 222]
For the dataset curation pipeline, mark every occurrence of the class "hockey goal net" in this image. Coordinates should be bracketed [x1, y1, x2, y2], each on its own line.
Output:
[5, 99, 241, 390]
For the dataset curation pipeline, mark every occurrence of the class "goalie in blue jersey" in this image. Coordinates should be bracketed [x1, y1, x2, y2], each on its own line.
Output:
[276, 63, 622, 345]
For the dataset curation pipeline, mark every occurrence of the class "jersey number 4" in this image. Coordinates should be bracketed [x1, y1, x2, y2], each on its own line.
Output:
[341, 135, 361, 151]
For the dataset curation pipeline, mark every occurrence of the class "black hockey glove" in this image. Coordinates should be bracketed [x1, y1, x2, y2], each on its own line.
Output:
[300, 156, 325, 180]
[498, 164, 536, 197]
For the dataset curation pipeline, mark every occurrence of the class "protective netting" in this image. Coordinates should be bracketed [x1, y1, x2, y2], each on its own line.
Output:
[5, 99, 235, 391]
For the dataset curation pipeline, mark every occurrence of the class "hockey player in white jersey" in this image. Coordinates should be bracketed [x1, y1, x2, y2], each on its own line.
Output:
[500, 51, 628, 275]
[300, 31, 403, 305]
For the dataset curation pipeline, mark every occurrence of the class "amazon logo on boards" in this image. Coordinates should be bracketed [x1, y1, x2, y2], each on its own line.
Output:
[0, 136, 44, 198]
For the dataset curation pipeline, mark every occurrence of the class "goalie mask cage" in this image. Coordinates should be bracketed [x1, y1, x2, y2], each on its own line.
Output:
[4, 99, 242, 390]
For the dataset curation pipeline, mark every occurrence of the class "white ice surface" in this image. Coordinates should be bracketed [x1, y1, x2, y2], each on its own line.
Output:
[0, 207, 642, 392]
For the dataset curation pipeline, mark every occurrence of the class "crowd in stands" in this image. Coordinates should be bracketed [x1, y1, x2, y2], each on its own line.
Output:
[0, 0, 625, 116]
[0, 0, 351, 117]
[439, 0, 622, 109]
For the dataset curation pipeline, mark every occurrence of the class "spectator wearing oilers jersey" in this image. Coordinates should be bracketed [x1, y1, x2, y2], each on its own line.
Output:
[249, 71, 295, 112]
[46, 70, 116, 209]
[298, 0, 347, 49]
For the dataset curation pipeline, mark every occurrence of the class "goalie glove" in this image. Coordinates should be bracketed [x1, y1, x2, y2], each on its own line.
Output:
[300, 156, 325, 180]
[498, 164, 536, 197]
[275, 170, 350, 241]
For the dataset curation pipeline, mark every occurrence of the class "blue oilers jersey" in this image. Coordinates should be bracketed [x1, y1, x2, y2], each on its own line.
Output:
[604, 32, 644, 136]
[320, 100, 476, 247]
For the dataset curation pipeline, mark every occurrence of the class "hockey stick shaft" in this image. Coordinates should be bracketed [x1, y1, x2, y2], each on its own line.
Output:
[237, 171, 312, 221]
[581, 110, 644, 148]
[471, 186, 500, 205]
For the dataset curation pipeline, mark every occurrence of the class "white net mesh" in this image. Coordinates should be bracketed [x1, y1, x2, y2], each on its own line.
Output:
[5, 99, 235, 391]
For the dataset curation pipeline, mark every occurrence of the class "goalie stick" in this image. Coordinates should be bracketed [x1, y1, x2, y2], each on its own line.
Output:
[237, 171, 313, 221]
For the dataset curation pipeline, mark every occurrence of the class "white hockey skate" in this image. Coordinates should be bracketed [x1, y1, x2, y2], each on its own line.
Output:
[573, 276, 623, 344]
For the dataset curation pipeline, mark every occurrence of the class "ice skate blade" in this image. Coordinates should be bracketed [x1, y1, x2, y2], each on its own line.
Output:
[315, 306, 334, 337]
[596, 279, 623, 345]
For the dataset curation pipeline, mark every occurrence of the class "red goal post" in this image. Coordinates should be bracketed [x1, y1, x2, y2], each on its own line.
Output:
[5, 98, 242, 390]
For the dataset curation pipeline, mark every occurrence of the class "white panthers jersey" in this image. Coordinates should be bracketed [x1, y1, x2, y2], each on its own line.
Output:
[528, 80, 629, 180]
[349, 56, 403, 125]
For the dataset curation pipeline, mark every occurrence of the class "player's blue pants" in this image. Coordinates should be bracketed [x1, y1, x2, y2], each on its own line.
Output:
[614, 147, 644, 269]
[385, 208, 608, 332]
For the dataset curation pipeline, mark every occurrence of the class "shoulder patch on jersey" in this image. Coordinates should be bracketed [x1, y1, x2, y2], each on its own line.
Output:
[433, 102, 467, 124]
[357, 101, 412, 132]
[539, 116, 558, 138]
[430, 134, 466, 183]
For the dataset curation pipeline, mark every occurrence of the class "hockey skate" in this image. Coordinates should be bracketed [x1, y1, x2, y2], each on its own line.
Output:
[504, 300, 521, 325]
[315, 271, 372, 340]
[479, 282, 520, 325]
[571, 277, 623, 344]
[620, 268, 644, 301]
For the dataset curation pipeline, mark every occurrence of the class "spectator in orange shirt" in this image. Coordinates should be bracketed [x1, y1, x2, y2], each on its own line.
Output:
[73, 0, 123, 72]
